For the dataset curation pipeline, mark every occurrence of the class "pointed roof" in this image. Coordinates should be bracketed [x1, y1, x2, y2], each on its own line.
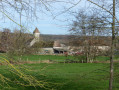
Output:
[33, 27, 40, 33]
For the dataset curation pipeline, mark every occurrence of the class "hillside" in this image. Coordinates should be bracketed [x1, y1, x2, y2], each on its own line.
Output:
[41, 34, 112, 46]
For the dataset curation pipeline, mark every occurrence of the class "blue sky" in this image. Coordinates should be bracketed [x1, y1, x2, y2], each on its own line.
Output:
[0, 0, 115, 35]
[0, 0, 91, 35]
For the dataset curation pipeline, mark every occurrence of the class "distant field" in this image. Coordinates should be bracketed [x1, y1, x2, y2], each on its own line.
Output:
[15, 55, 74, 61]
[0, 63, 119, 90]
[13, 54, 111, 62]
[0, 54, 119, 61]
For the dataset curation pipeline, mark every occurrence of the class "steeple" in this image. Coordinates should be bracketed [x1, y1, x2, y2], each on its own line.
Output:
[33, 27, 40, 34]
[33, 27, 40, 40]
[30, 28, 40, 46]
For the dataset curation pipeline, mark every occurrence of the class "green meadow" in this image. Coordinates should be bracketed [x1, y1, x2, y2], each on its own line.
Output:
[14, 55, 111, 62]
[0, 63, 119, 90]
[0, 54, 119, 90]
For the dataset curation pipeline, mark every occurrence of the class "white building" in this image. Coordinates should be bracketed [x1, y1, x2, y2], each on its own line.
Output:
[30, 28, 40, 46]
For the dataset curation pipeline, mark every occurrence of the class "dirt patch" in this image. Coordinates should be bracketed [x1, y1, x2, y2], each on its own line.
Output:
[93, 61, 110, 63]
[1, 60, 119, 65]
[41, 60, 53, 63]
[0, 60, 55, 65]
[18, 60, 119, 64]
[19, 60, 54, 64]
[90, 60, 119, 63]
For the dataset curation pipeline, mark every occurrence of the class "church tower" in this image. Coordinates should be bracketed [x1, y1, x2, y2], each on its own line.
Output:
[33, 27, 40, 41]
[30, 27, 40, 46]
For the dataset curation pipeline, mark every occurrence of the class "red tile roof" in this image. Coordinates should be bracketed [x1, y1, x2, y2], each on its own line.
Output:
[33, 27, 40, 33]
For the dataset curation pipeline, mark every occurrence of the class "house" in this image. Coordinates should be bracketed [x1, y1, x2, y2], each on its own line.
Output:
[53, 40, 69, 54]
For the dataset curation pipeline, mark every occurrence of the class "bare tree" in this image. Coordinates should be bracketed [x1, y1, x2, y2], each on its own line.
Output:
[86, 0, 117, 89]
[69, 9, 108, 63]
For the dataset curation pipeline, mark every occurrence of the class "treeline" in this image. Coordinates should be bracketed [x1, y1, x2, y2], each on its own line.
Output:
[0, 28, 55, 55]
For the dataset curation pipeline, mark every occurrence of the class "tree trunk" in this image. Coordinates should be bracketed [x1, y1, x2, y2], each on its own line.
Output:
[109, 0, 115, 90]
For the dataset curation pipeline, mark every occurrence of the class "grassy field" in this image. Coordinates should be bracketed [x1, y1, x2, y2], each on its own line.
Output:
[13, 54, 111, 62]
[0, 63, 119, 90]
[1, 53, 119, 62]
[0, 54, 119, 90]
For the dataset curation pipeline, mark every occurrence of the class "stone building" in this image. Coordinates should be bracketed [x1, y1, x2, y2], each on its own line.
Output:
[30, 28, 40, 46]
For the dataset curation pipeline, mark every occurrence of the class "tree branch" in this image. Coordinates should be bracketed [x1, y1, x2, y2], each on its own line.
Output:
[87, 0, 119, 24]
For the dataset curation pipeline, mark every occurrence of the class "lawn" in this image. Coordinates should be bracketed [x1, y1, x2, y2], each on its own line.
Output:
[0, 54, 119, 90]
[1, 53, 119, 62]
[0, 63, 119, 90]
[14, 55, 74, 61]
[13, 54, 111, 62]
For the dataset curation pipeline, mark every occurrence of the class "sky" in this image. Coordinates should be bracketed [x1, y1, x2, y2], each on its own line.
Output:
[0, 0, 91, 35]
[0, 0, 115, 35]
